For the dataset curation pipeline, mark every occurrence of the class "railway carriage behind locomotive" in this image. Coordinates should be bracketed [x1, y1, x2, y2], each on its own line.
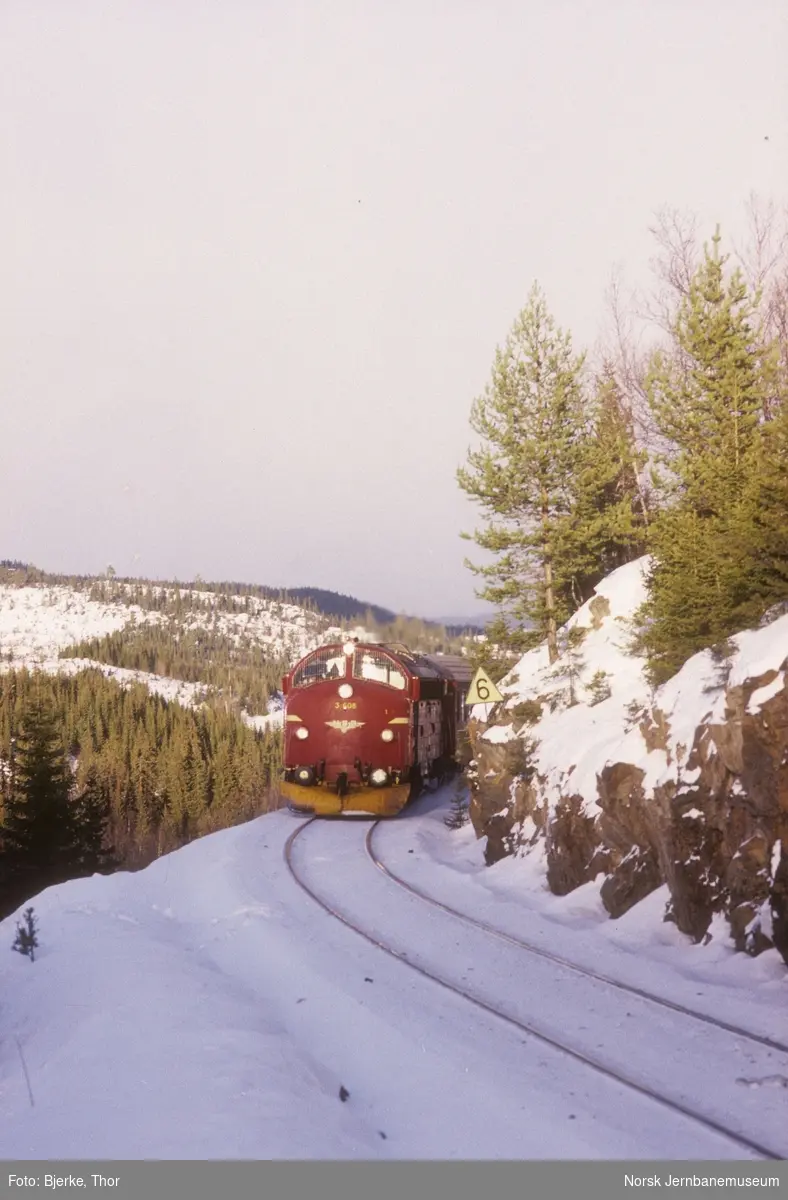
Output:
[279, 639, 472, 816]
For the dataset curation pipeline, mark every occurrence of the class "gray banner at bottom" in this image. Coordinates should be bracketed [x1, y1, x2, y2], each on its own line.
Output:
[1, 1161, 786, 1200]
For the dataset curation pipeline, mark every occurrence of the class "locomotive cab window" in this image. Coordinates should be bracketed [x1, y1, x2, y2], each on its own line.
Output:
[292, 647, 347, 687]
[353, 648, 407, 690]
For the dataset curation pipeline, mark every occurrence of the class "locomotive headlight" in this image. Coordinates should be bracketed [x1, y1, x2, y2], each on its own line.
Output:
[380, 729, 394, 742]
[338, 684, 354, 699]
[343, 640, 355, 656]
[370, 768, 390, 787]
[295, 726, 309, 740]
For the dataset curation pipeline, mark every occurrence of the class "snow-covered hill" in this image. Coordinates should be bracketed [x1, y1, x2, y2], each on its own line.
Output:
[0, 583, 363, 715]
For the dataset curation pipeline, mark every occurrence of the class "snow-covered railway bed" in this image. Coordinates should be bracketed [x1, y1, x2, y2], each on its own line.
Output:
[367, 821, 788, 1057]
[285, 818, 787, 1161]
[372, 793, 788, 1048]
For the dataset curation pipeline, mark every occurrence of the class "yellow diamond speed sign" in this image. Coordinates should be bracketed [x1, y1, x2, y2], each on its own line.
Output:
[465, 667, 504, 705]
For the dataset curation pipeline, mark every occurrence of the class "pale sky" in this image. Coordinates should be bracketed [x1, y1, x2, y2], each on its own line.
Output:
[2, 2, 786, 619]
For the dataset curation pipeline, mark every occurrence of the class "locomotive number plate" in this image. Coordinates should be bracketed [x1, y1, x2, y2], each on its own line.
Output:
[334, 701, 357, 710]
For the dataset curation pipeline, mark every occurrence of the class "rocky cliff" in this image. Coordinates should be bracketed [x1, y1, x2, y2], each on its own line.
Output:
[467, 559, 788, 965]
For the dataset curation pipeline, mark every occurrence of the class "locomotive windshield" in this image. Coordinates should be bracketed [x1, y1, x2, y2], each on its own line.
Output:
[353, 648, 407, 690]
[292, 647, 347, 687]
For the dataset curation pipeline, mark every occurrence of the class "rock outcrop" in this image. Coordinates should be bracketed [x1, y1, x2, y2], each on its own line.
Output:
[466, 560, 788, 965]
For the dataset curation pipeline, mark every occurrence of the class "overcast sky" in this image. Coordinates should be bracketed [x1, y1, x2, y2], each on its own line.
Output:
[1, 2, 786, 619]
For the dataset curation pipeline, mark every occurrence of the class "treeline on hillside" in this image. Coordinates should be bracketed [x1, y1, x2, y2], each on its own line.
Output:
[0, 565, 329, 621]
[460, 199, 788, 686]
[84, 578, 327, 625]
[0, 566, 396, 629]
[60, 624, 290, 715]
[0, 670, 282, 918]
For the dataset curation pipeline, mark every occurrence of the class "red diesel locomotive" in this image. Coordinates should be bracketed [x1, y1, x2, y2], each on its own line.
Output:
[279, 639, 471, 816]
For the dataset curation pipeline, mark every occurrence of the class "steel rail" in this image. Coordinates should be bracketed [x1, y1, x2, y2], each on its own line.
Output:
[366, 820, 788, 1057]
[284, 818, 782, 1161]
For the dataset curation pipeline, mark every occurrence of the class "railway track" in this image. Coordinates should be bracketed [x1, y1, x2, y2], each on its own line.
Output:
[284, 817, 784, 1161]
[366, 820, 788, 1058]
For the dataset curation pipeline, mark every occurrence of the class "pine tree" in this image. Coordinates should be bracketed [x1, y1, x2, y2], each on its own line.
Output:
[555, 365, 648, 609]
[638, 230, 776, 683]
[458, 284, 587, 663]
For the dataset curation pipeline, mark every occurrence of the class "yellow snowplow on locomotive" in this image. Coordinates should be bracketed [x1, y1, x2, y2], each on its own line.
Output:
[279, 639, 470, 816]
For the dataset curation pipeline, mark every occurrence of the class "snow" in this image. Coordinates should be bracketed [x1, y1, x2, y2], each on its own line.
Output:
[729, 620, 788, 688]
[482, 723, 515, 744]
[0, 586, 136, 660]
[242, 693, 285, 732]
[747, 672, 785, 714]
[1, 566, 786, 1158]
[477, 558, 653, 813]
[1, 790, 786, 1160]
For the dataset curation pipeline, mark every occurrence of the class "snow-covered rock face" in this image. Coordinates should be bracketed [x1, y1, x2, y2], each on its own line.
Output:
[467, 558, 788, 963]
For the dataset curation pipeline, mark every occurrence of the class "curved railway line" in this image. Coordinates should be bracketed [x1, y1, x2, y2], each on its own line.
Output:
[285, 817, 785, 1162]
[366, 820, 788, 1058]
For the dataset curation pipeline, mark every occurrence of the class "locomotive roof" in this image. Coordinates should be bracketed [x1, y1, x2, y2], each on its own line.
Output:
[376, 646, 476, 688]
[375, 642, 444, 681]
[421, 653, 476, 685]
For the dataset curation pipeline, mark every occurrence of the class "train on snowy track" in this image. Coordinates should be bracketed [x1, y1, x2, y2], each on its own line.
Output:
[279, 639, 473, 817]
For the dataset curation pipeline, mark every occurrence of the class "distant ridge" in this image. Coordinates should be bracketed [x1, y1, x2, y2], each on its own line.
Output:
[0, 562, 484, 634]
[281, 590, 489, 634]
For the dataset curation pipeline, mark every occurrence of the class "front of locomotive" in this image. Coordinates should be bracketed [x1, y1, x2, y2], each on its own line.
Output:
[279, 640, 414, 816]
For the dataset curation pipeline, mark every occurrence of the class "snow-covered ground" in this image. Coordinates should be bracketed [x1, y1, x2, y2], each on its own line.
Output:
[2, 790, 785, 1160]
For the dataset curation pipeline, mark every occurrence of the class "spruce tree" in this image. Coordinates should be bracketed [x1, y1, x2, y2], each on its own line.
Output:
[458, 284, 587, 662]
[72, 766, 114, 876]
[1, 699, 79, 900]
[12, 907, 39, 961]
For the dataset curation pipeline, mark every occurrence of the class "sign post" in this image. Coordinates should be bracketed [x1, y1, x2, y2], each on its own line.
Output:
[465, 666, 505, 722]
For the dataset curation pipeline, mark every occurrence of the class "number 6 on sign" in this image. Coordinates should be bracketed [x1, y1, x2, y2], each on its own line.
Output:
[465, 667, 504, 706]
